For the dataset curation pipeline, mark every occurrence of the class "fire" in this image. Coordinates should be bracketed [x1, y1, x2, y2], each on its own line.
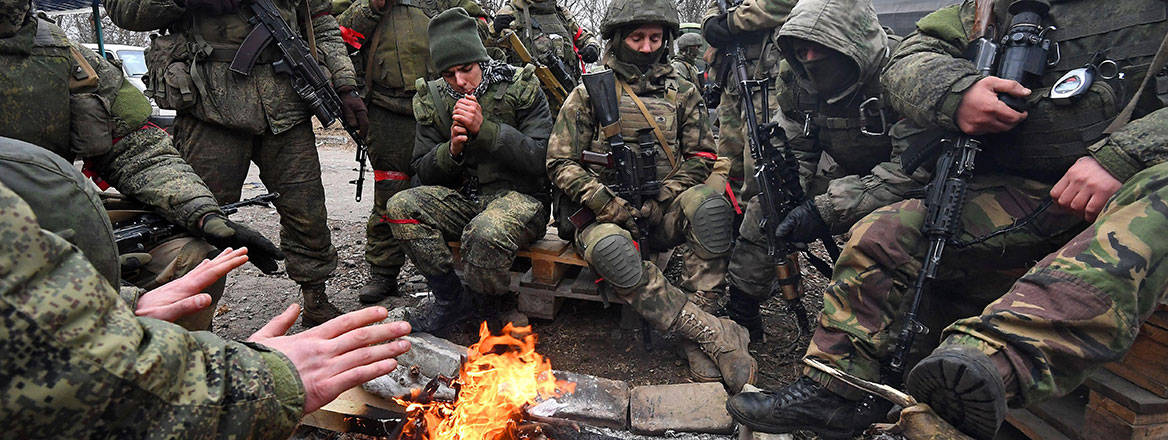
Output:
[395, 323, 577, 440]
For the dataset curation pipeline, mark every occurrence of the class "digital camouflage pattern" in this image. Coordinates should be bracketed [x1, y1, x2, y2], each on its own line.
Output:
[598, 0, 679, 39]
[387, 188, 547, 294]
[494, 0, 598, 80]
[0, 177, 305, 439]
[336, 0, 487, 279]
[547, 35, 728, 329]
[389, 62, 552, 293]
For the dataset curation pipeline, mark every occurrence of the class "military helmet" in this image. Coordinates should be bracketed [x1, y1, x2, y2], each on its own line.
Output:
[599, 0, 680, 39]
[0, 0, 32, 37]
[675, 33, 705, 50]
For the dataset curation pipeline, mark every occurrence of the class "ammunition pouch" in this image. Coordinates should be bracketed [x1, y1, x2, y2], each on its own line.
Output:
[144, 32, 198, 111]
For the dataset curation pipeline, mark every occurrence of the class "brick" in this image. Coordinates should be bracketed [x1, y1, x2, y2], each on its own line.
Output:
[629, 382, 734, 434]
[530, 371, 630, 429]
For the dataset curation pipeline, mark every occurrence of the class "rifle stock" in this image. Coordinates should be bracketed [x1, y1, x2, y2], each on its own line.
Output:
[496, 31, 569, 108]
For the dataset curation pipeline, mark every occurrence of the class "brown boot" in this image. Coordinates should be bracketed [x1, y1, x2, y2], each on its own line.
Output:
[681, 341, 722, 383]
[301, 283, 343, 326]
[687, 289, 723, 315]
[358, 272, 399, 304]
[670, 302, 757, 392]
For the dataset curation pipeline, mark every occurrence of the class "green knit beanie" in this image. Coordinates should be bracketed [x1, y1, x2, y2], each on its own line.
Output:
[428, 8, 489, 72]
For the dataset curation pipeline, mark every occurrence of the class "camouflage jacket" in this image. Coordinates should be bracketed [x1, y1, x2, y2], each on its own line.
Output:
[882, 0, 1168, 185]
[770, 0, 908, 233]
[547, 56, 716, 214]
[105, 0, 357, 135]
[412, 63, 552, 199]
[0, 178, 304, 439]
[0, 18, 221, 232]
[671, 55, 703, 91]
[337, 0, 487, 114]
[702, 0, 794, 87]
[494, 0, 598, 79]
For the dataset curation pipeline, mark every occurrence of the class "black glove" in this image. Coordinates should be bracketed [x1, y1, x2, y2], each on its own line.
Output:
[181, 0, 240, 15]
[774, 200, 830, 245]
[579, 44, 601, 64]
[492, 14, 515, 33]
[337, 86, 369, 139]
[702, 13, 736, 50]
[201, 214, 285, 274]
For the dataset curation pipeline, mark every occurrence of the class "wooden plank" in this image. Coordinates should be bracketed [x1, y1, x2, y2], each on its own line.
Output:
[303, 387, 405, 436]
[571, 267, 601, 295]
[1091, 390, 1168, 426]
[1027, 390, 1085, 439]
[1137, 322, 1168, 347]
[528, 237, 570, 256]
[1084, 402, 1168, 439]
[531, 258, 568, 286]
[1086, 369, 1168, 414]
[1104, 361, 1168, 399]
[517, 289, 561, 320]
[1006, 408, 1073, 440]
[1145, 310, 1168, 330]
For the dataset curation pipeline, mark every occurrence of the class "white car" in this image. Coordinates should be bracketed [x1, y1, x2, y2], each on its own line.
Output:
[83, 43, 176, 129]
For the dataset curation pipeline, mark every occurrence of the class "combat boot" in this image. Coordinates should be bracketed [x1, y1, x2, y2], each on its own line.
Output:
[727, 376, 892, 439]
[358, 272, 399, 304]
[301, 283, 343, 326]
[906, 345, 1008, 440]
[726, 285, 765, 342]
[670, 302, 757, 392]
[404, 272, 472, 336]
[680, 341, 722, 382]
[687, 289, 723, 315]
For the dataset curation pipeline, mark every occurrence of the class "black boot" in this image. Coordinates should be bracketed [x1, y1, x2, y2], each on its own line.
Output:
[907, 345, 1008, 440]
[405, 272, 471, 336]
[727, 376, 891, 439]
[726, 285, 764, 342]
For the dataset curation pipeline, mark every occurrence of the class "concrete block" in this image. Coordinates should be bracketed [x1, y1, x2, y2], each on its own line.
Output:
[531, 371, 630, 429]
[395, 332, 468, 378]
[362, 364, 456, 402]
[629, 382, 734, 434]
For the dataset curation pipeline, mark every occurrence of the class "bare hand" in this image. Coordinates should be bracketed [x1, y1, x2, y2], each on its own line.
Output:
[450, 124, 469, 158]
[135, 247, 248, 322]
[248, 305, 412, 414]
[956, 76, 1030, 135]
[1051, 156, 1122, 222]
[452, 96, 484, 136]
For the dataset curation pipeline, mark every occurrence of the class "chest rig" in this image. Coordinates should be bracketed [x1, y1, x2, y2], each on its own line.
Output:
[587, 75, 683, 187]
[515, 2, 578, 79]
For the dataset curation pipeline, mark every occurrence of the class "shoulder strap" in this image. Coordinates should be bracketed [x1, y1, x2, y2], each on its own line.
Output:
[302, 0, 319, 61]
[427, 80, 453, 131]
[67, 46, 100, 91]
[1104, 30, 1168, 134]
[617, 80, 678, 169]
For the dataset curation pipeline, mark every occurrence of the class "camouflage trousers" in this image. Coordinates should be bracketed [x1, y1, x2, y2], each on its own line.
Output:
[173, 116, 338, 286]
[715, 81, 777, 201]
[727, 194, 782, 299]
[122, 235, 222, 331]
[386, 187, 547, 295]
[804, 175, 1095, 404]
[364, 104, 415, 279]
[575, 185, 734, 330]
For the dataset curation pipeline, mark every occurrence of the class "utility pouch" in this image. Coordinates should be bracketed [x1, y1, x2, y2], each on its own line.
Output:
[144, 32, 198, 110]
[553, 191, 585, 240]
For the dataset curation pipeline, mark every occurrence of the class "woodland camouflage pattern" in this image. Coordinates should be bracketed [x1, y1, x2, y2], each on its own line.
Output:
[0, 178, 305, 439]
[807, 0, 1168, 406]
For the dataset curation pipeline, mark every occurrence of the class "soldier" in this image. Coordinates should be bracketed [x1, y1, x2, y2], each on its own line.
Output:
[547, 0, 755, 392]
[724, 0, 904, 343]
[106, 0, 369, 326]
[727, 0, 1168, 437]
[0, 0, 283, 331]
[672, 33, 706, 92]
[0, 139, 414, 436]
[384, 8, 552, 335]
[337, 0, 488, 304]
[492, 0, 601, 83]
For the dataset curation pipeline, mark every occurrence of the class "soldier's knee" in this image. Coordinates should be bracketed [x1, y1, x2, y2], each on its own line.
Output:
[581, 223, 642, 289]
[679, 186, 734, 258]
[848, 201, 925, 268]
[462, 218, 519, 268]
[385, 189, 424, 219]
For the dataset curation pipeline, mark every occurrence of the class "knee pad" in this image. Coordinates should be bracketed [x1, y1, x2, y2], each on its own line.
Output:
[689, 196, 734, 257]
[588, 234, 643, 289]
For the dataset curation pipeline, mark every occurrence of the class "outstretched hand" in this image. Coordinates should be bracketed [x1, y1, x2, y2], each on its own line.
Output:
[135, 247, 249, 322]
[249, 305, 412, 413]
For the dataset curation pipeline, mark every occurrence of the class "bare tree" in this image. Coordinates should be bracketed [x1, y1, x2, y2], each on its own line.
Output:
[677, 0, 709, 23]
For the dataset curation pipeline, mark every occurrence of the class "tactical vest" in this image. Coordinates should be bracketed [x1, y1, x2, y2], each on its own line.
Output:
[0, 20, 72, 157]
[983, 0, 1168, 183]
[367, 0, 444, 94]
[776, 61, 894, 176]
[514, 1, 580, 79]
[586, 75, 684, 186]
[416, 64, 548, 198]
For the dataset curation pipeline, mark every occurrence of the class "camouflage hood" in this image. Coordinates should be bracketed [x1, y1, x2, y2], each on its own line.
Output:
[776, 0, 888, 103]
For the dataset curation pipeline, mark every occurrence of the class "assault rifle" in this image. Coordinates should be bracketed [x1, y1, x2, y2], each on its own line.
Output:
[114, 193, 280, 254]
[495, 29, 570, 109]
[231, 0, 370, 202]
[567, 70, 660, 232]
[528, 16, 577, 91]
[717, 0, 839, 335]
[883, 0, 1055, 384]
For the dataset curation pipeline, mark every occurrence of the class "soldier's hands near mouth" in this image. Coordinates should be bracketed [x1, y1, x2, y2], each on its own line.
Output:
[180, 0, 240, 15]
[450, 124, 470, 157]
[248, 305, 412, 414]
[1051, 156, 1122, 222]
[956, 76, 1030, 135]
[135, 247, 249, 322]
[452, 96, 484, 136]
[201, 214, 286, 274]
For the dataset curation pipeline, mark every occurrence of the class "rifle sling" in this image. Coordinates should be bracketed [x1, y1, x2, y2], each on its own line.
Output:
[1104, 30, 1168, 133]
[617, 80, 678, 170]
[302, 0, 319, 61]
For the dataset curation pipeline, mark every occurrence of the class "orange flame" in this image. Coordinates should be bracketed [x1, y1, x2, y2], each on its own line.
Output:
[396, 323, 576, 440]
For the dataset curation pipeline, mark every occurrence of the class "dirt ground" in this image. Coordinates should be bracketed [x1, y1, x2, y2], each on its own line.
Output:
[215, 128, 830, 439]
